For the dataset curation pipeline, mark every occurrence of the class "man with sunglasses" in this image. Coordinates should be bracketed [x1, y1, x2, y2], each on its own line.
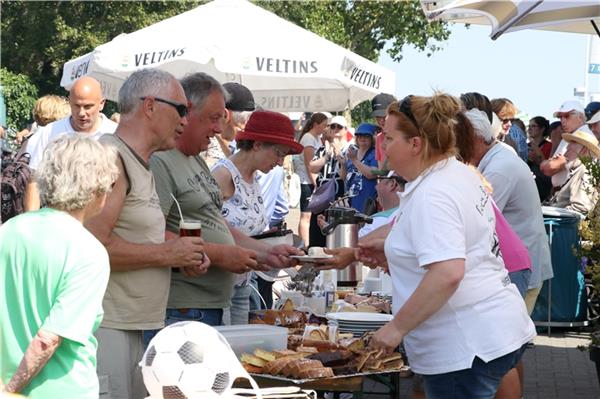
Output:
[541, 100, 593, 187]
[149, 73, 300, 331]
[24, 76, 118, 211]
[85, 69, 209, 399]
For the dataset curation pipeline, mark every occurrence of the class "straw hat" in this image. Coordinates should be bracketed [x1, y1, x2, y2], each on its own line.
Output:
[562, 130, 600, 159]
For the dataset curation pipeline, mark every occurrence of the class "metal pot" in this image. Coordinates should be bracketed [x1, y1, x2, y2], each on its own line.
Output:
[322, 207, 372, 286]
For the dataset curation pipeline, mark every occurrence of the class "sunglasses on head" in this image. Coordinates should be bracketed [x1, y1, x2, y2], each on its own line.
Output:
[377, 175, 406, 185]
[399, 95, 420, 130]
[330, 123, 343, 130]
[140, 97, 188, 117]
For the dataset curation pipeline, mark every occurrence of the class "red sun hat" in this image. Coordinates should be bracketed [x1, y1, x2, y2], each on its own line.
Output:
[236, 110, 304, 154]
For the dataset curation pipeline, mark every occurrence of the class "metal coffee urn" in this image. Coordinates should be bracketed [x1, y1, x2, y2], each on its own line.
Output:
[322, 207, 372, 287]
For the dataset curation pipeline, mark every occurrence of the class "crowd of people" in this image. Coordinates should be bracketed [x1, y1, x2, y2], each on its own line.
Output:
[1, 67, 600, 399]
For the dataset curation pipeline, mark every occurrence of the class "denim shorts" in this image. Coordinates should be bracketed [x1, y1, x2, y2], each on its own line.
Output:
[422, 344, 528, 399]
[143, 308, 223, 348]
[300, 184, 314, 212]
[509, 269, 532, 299]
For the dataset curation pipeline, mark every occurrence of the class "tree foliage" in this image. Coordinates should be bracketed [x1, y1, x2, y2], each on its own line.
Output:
[1, 0, 449, 120]
[256, 0, 449, 63]
[1, 1, 204, 95]
[0, 68, 39, 130]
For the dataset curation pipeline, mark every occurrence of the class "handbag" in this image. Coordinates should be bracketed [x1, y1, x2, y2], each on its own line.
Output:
[492, 201, 532, 273]
[306, 178, 337, 214]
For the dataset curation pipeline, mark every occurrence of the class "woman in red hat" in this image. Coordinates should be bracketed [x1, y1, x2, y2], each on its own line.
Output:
[211, 110, 303, 324]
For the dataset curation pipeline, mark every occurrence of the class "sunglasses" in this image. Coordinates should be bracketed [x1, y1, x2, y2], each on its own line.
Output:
[501, 118, 512, 124]
[330, 123, 343, 130]
[377, 175, 407, 185]
[140, 97, 188, 117]
[399, 96, 420, 130]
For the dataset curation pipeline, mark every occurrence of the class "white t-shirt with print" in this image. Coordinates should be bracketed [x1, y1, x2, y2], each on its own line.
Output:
[26, 114, 117, 170]
[292, 133, 322, 185]
[385, 157, 535, 375]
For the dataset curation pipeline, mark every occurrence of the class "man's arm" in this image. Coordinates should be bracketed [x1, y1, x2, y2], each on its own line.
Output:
[228, 225, 302, 269]
[3, 329, 61, 394]
[85, 157, 206, 272]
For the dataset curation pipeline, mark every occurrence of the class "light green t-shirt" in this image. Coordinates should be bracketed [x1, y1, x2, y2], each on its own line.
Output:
[150, 149, 236, 309]
[0, 208, 110, 399]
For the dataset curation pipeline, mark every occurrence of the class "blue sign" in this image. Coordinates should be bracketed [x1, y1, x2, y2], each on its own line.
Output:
[590, 63, 600, 74]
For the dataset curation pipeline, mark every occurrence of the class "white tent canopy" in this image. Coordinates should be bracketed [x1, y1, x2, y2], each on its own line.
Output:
[421, 0, 600, 40]
[60, 0, 395, 112]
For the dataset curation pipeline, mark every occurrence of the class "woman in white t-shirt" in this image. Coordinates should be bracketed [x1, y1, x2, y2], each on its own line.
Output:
[318, 94, 535, 399]
[292, 113, 328, 246]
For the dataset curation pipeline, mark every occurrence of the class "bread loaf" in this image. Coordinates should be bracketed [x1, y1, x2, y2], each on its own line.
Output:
[300, 367, 334, 379]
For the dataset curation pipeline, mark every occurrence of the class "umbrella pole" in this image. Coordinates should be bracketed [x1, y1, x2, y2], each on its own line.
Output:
[592, 20, 600, 38]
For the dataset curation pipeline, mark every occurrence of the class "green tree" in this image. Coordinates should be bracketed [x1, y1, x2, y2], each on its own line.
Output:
[1, 1, 204, 96]
[0, 68, 38, 130]
[1, 0, 449, 119]
[256, 0, 449, 122]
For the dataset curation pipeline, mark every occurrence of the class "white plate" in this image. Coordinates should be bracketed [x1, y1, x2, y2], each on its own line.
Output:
[290, 255, 333, 262]
[326, 312, 393, 323]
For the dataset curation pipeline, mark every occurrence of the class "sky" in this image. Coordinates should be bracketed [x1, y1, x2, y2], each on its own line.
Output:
[378, 24, 594, 121]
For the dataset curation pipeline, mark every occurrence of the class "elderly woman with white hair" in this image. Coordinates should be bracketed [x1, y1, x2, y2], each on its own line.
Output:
[0, 135, 118, 398]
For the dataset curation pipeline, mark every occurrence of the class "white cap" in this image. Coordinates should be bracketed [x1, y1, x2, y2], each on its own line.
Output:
[553, 100, 585, 117]
[588, 110, 600, 125]
[464, 109, 494, 142]
[330, 115, 347, 127]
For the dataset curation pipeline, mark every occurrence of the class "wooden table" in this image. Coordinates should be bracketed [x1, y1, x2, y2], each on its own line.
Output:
[236, 370, 405, 399]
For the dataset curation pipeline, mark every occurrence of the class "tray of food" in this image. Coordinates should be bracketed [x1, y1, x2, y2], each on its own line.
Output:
[240, 326, 410, 384]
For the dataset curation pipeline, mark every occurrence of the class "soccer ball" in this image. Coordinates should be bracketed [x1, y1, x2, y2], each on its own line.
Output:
[140, 321, 236, 399]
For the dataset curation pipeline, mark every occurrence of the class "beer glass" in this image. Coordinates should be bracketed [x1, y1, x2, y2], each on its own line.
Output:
[179, 219, 202, 237]
[174, 220, 203, 272]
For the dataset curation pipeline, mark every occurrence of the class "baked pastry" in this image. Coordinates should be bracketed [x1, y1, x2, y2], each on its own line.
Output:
[240, 353, 267, 368]
[300, 367, 335, 379]
[254, 348, 276, 362]
[338, 338, 364, 352]
[307, 350, 354, 367]
[308, 247, 326, 256]
[242, 363, 264, 374]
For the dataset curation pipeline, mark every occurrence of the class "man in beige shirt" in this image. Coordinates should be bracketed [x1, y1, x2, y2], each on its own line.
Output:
[85, 69, 209, 399]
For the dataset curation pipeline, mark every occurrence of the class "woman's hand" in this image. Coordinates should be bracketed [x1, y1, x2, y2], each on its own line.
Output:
[370, 321, 404, 354]
[357, 238, 387, 269]
[347, 146, 358, 161]
[313, 247, 357, 270]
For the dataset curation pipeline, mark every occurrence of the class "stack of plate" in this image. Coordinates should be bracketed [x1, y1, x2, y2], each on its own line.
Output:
[326, 312, 393, 337]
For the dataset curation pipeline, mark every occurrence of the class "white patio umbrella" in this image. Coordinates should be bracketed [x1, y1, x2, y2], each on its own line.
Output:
[421, 0, 600, 40]
[60, 0, 395, 112]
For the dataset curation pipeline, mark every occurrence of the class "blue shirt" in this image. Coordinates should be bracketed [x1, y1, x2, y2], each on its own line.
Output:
[508, 124, 528, 162]
[345, 146, 377, 213]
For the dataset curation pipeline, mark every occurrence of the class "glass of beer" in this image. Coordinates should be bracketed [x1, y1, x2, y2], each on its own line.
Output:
[175, 220, 203, 273]
[179, 219, 202, 237]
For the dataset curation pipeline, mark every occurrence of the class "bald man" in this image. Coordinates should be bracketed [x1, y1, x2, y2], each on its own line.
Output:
[25, 76, 117, 210]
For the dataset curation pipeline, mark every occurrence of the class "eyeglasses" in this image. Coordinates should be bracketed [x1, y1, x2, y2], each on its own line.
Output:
[140, 97, 188, 117]
[330, 123, 343, 130]
[399, 96, 420, 130]
[501, 118, 512, 125]
[271, 146, 288, 159]
[376, 175, 407, 185]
